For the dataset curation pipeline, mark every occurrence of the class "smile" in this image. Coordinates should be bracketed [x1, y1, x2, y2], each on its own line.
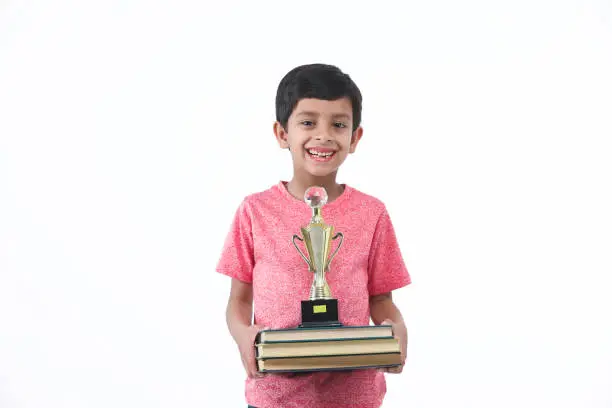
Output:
[306, 148, 336, 162]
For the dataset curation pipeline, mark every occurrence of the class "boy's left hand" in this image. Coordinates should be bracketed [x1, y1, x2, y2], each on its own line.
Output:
[380, 319, 407, 374]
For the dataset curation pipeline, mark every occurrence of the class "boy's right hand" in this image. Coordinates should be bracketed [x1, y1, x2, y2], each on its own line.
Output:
[235, 324, 268, 378]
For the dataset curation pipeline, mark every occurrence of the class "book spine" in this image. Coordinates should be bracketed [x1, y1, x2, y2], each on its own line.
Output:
[256, 351, 401, 360]
[256, 335, 394, 345]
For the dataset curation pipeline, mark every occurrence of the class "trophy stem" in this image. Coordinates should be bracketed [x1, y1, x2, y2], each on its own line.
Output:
[309, 273, 332, 300]
[312, 207, 322, 223]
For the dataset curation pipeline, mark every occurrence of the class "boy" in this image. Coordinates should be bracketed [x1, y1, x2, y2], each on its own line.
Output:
[216, 63, 411, 408]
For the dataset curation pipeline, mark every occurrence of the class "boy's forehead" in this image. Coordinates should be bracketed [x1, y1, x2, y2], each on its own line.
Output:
[292, 98, 352, 118]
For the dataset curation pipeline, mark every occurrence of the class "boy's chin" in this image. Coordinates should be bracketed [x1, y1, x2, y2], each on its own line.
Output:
[302, 166, 338, 179]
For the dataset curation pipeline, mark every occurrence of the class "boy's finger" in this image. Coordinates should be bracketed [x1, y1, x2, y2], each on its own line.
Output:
[247, 363, 259, 378]
[251, 326, 269, 342]
[247, 354, 264, 377]
[251, 366, 265, 378]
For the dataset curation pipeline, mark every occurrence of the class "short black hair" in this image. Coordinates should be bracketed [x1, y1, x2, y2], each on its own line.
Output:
[275, 63, 362, 132]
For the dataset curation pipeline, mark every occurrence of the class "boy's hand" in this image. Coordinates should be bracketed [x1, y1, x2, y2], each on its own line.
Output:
[235, 324, 268, 378]
[380, 319, 407, 374]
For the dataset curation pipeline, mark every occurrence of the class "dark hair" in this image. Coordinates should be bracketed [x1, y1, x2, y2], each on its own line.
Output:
[275, 63, 363, 131]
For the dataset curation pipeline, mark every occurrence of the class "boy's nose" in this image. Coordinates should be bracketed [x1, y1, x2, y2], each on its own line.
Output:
[315, 132, 333, 142]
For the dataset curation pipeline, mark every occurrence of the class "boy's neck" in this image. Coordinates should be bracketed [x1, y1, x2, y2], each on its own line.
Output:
[286, 175, 344, 204]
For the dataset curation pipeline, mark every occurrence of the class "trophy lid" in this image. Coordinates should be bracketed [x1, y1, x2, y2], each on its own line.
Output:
[304, 186, 328, 208]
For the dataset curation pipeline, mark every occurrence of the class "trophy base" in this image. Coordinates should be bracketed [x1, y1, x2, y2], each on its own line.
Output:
[299, 299, 343, 328]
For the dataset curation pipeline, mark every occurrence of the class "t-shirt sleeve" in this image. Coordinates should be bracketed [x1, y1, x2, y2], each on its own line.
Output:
[215, 199, 255, 283]
[367, 205, 412, 296]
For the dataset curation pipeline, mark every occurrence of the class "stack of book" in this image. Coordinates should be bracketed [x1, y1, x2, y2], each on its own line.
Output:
[255, 325, 401, 373]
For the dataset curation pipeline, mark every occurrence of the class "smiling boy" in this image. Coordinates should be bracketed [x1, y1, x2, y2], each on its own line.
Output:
[216, 63, 411, 408]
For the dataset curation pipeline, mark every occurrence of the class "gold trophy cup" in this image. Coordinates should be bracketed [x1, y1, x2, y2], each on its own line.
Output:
[292, 186, 344, 327]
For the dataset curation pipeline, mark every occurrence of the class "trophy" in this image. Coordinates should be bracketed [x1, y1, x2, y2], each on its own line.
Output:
[292, 186, 344, 328]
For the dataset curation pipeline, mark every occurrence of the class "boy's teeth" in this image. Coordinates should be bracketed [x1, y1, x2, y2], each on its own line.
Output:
[308, 149, 334, 157]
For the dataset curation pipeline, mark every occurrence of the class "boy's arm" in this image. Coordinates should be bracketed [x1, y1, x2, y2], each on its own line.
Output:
[226, 278, 265, 378]
[369, 292, 404, 326]
[226, 278, 253, 335]
[370, 292, 408, 373]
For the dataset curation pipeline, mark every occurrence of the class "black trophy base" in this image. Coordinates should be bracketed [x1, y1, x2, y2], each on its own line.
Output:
[299, 299, 343, 328]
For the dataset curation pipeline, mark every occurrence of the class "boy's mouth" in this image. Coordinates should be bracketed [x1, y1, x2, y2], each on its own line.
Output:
[306, 147, 336, 162]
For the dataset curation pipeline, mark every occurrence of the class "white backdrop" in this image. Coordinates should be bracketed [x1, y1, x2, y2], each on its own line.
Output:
[1, 1, 611, 407]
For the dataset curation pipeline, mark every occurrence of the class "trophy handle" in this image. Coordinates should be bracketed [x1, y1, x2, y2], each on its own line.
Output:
[292, 234, 313, 270]
[325, 232, 344, 271]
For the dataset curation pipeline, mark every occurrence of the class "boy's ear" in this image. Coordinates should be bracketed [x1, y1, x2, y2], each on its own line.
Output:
[273, 121, 290, 149]
[349, 126, 364, 154]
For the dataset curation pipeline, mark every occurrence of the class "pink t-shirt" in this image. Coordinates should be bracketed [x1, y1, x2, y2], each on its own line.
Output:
[216, 181, 411, 408]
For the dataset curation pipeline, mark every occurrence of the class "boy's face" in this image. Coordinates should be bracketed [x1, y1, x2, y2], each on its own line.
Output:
[274, 97, 363, 179]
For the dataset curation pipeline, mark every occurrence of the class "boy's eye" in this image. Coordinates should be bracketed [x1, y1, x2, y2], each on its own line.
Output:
[334, 122, 347, 128]
[301, 120, 314, 126]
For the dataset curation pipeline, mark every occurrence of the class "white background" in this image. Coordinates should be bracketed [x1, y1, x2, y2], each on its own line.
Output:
[1, 1, 611, 407]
